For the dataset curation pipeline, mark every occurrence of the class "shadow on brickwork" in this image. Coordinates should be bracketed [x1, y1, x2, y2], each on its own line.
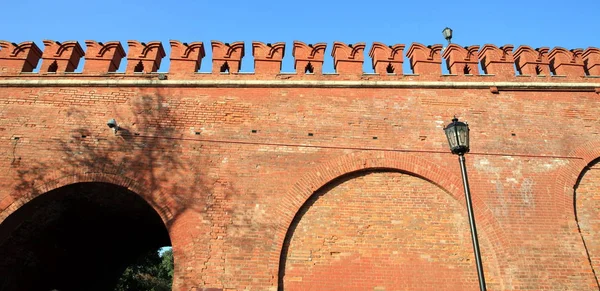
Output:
[0, 92, 219, 290]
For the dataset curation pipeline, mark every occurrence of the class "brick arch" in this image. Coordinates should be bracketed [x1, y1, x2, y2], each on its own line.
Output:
[269, 150, 509, 289]
[554, 140, 600, 221]
[0, 170, 176, 226]
[559, 140, 600, 287]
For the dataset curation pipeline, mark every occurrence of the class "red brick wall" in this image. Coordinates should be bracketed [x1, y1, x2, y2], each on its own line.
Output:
[281, 171, 499, 291]
[0, 83, 598, 290]
[1, 39, 600, 290]
[576, 160, 600, 282]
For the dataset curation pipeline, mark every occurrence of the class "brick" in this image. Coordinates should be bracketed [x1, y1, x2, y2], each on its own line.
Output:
[478, 44, 515, 77]
[514, 45, 550, 76]
[331, 41, 365, 75]
[442, 44, 480, 75]
[583, 47, 600, 76]
[0, 41, 42, 73]
[0, 39, 598, 291]
[83, 40, 125, 73]
[292, 41, 326, 74]
[252, 41, 285, 74]
[125, 40, 166, 73]
[368, 42, 405, 75]
[40, 40, 84, 73]
[211, 41, 244, 74]
[406, 43, 443, 75]
[169, 40, 205, 74]
[549, 47, 585, 77]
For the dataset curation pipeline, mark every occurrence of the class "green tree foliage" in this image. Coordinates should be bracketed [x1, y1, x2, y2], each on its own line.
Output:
[114, 247, 173, 291]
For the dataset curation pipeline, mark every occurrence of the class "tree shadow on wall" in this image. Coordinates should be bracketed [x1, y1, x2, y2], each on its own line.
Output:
[1, 90, 239, 290]
[8, 93, 212, 227]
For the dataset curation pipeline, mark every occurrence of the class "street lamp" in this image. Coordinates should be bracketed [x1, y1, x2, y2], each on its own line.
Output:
[442, 27, 453, 45]
[444, 117, 487, 291]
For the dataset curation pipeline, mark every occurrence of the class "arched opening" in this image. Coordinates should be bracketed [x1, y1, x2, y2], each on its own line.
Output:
[304, 62, 314, 74]
[574, 158, 600, 288]
[385, 63, 395, 74]
[279, 170, 496, 291]
[134, 61, 144, 73]
[48, 61, 58, 73]
[0, 182, 172, 291]
[463, 64, 471, 75]
[220, 61, 230, 73]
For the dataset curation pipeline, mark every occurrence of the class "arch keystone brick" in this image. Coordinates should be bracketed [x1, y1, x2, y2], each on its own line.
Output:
[40, 40, 84, 73]
[514, 45, 550, 76]
[292, 41, 326, 74]
[549, 47, 585, 77]
[369, 42, 405, 75]
[83, 41, 125, 74]
[252, 41, 285, 74]
[406, 43, 443, 75]
[331, 42, 365, 74]
[442, 44, 480, 75]
[583, 47, 600, 76]
[478, 44, 515, 77]
[211, 41, 244, 74]
[0, 41, 42, 74]
[126, 41, 165, 73]
[169, 40, 205, 74]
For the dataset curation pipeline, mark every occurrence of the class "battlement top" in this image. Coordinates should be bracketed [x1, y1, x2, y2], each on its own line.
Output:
[0, 40, 599, 82]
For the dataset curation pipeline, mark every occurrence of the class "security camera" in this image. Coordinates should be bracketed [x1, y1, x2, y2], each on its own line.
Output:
[107, 119, 118, 134]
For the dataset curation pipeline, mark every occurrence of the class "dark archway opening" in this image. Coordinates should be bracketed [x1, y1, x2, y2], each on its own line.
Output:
[0, 182, 171, 291]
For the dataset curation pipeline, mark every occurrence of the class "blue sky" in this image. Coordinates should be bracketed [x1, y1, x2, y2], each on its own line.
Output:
[3, 0, 599, 73]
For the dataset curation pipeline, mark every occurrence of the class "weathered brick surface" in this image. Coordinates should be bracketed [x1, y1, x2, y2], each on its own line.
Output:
[575, 160, 600, 280]
[0, 39, 600, 290]
[282, 171, 499, 291]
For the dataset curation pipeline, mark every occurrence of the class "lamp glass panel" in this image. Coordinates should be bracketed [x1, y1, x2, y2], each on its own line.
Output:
[443, 28, 452, 39]
[457, 124, 469, 147]
[445, 126, 459, 149]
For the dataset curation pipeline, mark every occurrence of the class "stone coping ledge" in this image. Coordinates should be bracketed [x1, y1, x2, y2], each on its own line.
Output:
[0, 79, 599, 91]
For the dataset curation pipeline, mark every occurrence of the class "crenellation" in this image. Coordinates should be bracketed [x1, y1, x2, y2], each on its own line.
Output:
[514, 45, 550, 76]
[2, 36, 600, 291]
[125, 41, 165, 74]
[478, 44, 515, 77]
[442, 44, 480, 75]
[0, 41, 42, 74]
[331, 42, 365, 75]
[292, 41, 326, 74]
[406, 43, 443, 75]
[169, 40, 205, 74]
[0, 39, 596, 79]
[40, 40, 84, 73]
[583, 47, 600, 76]
[83, 41, 126, 74]
[369, 42, 405, 75]
[549, 47, 586, 77]
[252, 41, 285, 74]
[211, 41, 245, 74]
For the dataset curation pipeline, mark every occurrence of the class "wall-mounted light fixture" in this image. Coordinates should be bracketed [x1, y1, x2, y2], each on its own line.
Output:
[107, 119, 119, 135]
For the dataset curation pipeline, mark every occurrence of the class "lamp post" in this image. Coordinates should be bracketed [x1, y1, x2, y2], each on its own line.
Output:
[442, 27, 453, 45]
[444, 117, 487, 291]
